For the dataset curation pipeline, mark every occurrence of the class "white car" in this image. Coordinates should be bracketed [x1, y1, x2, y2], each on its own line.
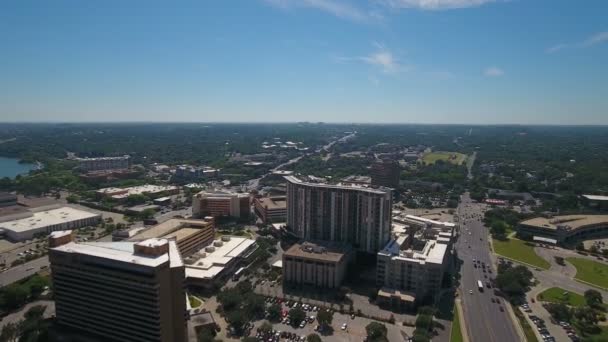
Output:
[341, 323, 347, 330]
[469, 290, 473, 294]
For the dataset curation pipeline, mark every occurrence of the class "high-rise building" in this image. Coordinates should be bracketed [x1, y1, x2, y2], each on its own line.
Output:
[49, 231, 187, 342]
[371, 160, 401, 189]
[192, 190, 250, 220]
[285, 176, 392, 253]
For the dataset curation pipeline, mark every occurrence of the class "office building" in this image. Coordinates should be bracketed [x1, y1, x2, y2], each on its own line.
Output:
[0, 192, 18, 207]
[174, 165, 220, 180]
[192, 190, 250, 220]
[0, 206, 101, 241]
[76, 155, 130, 172]
[253, 196, 287, 223]
[285, 176, 392, 253]
[376, 219, 455, 311]
[184, 236, 257, 288]
[581, 195, 608, 211]
[282, 241, 352, 289]
[49, 231, 187, 342]
[371, 160, 400, 189]
[130, 218, 215, 257]
[517, 215, 608, 245]
[96, 184, 179, 201]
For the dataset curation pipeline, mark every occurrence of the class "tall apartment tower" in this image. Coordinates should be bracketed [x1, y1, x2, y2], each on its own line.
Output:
[285, 176, 392, 253]
[371, 160, 401, 189]
[49, 231, 187, 342]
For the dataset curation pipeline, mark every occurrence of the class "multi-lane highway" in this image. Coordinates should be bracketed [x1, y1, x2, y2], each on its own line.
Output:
[0, 257, 49, 287]
[456, 193, 521, 342]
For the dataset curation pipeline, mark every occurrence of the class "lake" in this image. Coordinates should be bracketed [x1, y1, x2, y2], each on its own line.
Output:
[0, 157, 36, 179]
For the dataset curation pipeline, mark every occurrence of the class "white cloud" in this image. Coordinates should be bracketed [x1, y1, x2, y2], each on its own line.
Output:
[264, 0, 378, 22]
[483, 66, 504, 77]
[581, 31, 608, 47]
[547, 31, 608, 53]
[379, 0, 497, 10]
[336, 44, 406, 74]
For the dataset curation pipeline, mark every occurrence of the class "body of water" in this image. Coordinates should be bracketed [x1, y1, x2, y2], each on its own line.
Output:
[0, 157, 36, 179]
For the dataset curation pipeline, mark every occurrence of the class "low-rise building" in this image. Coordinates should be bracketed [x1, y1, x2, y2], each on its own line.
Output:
[184, 236, 257, 288]
[0, 206, 101, 241]
[282, 241, 353, 289]
[581, 195, 608, 212]
[96, 184, 179, 201]
[76, 155, 130, 172]
[0, 192, 18, 207]
[253, 196, 287, 223]
[49, 231, 187, 342]
[130, 218, 215, 257]
[517, 215, 608, 245]
[192, 190, 250, 220]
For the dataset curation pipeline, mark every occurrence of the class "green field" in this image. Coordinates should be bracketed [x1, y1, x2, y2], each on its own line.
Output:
[537, 287, 586, 307]
[422, 151, 467, 165]
[493, 238, 551, 270]
[450, 307, 464, 342]
[566, 258, 608, 289]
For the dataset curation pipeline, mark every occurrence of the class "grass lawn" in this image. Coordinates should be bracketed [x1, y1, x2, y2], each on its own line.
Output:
[566, 258, 608, 289]
[450, 308, 464, 342]
[422, 151, 467, 165]
[537, 287, 586, 307]
[188, 295, 202, 308]
[492, 238, 551, 270]
[512, 304, 539, 342]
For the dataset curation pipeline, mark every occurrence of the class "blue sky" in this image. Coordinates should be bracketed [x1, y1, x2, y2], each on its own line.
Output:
[1, 0, 607, 124]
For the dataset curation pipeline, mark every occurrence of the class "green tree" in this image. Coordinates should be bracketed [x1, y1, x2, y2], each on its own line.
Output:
[2, 285, 28, 310]
[366, 322, 388, 341]
[415, 315, 434, 331]
[316, 309, 333, 327]
[289, 307, 306, 327]
[267, 303, 281, 322]
[0, 321, 19, 342]
[584, 289, 603, 308]
[241, 338, 257, 342]
[545, 303, 572, 322]
[259, 321, 273, 333]
[226, 310, 247, 336]
[306, 334, 322, 342]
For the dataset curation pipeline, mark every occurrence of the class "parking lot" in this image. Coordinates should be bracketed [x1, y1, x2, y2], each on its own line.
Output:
[248, 297, 413, 342]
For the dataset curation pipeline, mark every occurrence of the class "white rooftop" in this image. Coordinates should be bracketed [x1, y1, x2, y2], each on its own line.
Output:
[53, 240, 170, 267]
[96, 184, 178, 198]
[583, 194, 608, 201]
[185, 236, 256, 280]
[0, 207, 99, 233]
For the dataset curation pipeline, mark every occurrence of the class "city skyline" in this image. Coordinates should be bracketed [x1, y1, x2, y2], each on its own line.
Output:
[1, 0, 607, 124]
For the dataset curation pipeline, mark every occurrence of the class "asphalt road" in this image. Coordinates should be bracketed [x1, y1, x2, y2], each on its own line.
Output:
[0, 257, 49, 287]
[456, 193, 521, 342]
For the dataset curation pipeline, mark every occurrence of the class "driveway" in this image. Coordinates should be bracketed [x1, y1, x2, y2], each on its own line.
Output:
[0, 300, 55, 329]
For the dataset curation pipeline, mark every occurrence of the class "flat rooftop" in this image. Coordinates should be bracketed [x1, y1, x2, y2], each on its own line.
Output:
[0, 207, 100, 233]
[284, 241, 351, 263]
[284, 175, 390, 195]
[52, 240, 170, 268]
[583, 194, 608, 201]
[379, 237, 448, 265]
[520, 215, 608, 231]
[163, 227, 203, 241]
[131, 218, 212, 241]
[97, 184, 178, 198]
[185, 236, 256, 280]
[255, 197, 286, 210]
